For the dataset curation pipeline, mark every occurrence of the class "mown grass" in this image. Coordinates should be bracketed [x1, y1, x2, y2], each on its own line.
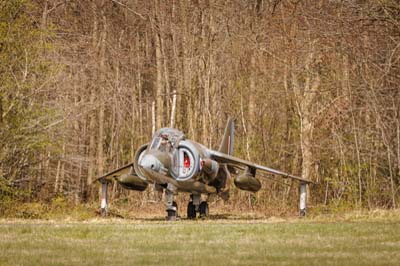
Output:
[1, 215, 400, 266]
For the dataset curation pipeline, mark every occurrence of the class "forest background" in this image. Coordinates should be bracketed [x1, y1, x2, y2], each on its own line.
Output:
[1, 0, 399, 217]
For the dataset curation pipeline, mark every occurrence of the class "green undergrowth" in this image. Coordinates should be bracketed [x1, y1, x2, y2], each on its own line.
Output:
[0, 198, 97, 220]
[2, 197, 400, 223]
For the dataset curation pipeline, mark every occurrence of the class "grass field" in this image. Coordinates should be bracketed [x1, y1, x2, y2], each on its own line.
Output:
[1, 214, 400, 266]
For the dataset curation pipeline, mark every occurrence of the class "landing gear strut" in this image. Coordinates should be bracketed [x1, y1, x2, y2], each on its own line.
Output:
[100, 179, 108, 217]
[187, 194, 209, 219]
[165, 188, 178, 221]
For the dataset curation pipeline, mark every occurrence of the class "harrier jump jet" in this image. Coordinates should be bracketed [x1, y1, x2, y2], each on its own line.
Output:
[97, 118, 311, 220]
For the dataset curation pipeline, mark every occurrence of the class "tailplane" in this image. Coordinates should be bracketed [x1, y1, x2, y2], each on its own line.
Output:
[218, 118, 234, 155]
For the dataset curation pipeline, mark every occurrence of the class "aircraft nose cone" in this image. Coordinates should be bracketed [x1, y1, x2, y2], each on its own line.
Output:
[139, 154, 162, 172]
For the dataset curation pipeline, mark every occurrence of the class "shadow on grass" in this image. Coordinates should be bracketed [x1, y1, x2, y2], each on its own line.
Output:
[96, 211, 271, 222]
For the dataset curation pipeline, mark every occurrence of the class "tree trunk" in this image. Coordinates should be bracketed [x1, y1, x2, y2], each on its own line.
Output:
[292, 40, 320, 204]
[154, 6, 164, 130]
[96, 9, 107, 190]
[170, 90, 177, 128]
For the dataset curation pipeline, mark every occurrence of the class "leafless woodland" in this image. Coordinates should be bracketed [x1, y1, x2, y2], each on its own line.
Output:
[1, 0, 399, 212]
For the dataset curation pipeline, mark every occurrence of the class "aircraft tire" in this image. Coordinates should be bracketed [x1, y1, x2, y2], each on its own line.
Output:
[199, 202, 209, 218]
[187, 202, 196, 219]
[166, 210, 177, 221]
[166, 202, 178, 221]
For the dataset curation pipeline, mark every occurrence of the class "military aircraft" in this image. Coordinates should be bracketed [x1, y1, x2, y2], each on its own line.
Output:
[96, 118, 311, 220]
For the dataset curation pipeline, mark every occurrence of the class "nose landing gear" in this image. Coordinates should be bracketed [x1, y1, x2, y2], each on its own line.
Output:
[165, 188, 178, 221]
[166, 201, 178, 221]
[166, 192, 210, 221]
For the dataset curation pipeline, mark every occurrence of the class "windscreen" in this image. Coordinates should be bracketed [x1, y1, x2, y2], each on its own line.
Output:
[148, 128, 185, 153]
[149, 137, 161, 150]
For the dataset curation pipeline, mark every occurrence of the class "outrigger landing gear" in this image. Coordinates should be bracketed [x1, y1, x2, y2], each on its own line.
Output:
[100, 179, 108, 217]
[187, 194, 209, 219]
[299, 182, 307, 217]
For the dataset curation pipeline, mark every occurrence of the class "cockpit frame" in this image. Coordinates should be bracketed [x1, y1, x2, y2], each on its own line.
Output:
[148, 128, 185, 153]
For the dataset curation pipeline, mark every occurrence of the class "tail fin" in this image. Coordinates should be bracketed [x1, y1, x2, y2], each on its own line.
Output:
[219, 118, 234, 155]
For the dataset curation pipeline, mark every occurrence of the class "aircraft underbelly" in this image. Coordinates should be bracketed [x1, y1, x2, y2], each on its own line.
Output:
[175, 180, 216, 194]
[142, 167, 216, 194]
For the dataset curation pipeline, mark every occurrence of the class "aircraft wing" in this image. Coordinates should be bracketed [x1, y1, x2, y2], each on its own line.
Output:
[94, 162, 135, 183]
[209, 150, 312, 184]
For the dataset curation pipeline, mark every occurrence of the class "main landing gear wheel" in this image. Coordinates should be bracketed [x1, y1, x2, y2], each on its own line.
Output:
[166, 201, 178, 221]
[199, 201, 209, 218]
[187, 202, 196, 219]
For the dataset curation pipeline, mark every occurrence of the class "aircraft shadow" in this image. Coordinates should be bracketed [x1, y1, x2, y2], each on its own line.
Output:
[129, 214, 269, 222]
[98, 209, 269, 222]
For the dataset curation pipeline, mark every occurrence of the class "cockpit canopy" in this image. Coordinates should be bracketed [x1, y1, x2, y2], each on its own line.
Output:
[143, 128, 198, 181]
[148, 128, 185, 153]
